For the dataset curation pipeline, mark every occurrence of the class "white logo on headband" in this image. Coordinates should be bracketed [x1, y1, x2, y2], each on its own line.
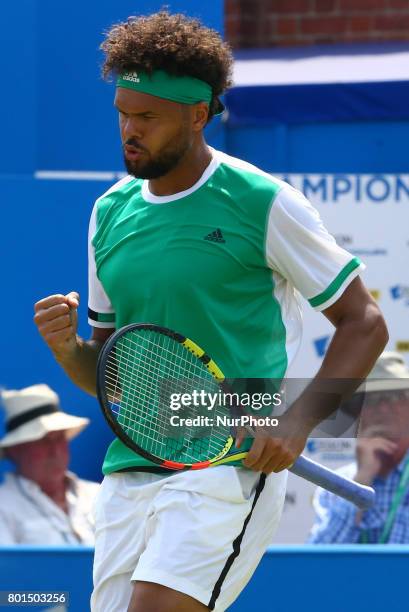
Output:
[122, 71, 140, 83]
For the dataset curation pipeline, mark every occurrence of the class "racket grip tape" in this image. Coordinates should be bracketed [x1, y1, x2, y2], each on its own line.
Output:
[289, 455, 375, 510]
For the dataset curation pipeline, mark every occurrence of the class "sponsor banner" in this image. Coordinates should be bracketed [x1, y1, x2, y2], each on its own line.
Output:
[282, 174, 409, 204]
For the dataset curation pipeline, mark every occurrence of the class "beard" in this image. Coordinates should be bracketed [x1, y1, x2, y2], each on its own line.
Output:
[124, 128, 191, 180]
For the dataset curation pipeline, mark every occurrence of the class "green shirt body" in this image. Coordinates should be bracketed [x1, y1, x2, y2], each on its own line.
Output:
[88, 149, 363, 474]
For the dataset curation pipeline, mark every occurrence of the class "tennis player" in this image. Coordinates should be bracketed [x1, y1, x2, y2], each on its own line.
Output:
[34, 11, 388, 612]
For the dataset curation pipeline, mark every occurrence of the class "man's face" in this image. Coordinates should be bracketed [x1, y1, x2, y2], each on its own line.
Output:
[7, 431, 69, 486]
[115, 88, 194, 180]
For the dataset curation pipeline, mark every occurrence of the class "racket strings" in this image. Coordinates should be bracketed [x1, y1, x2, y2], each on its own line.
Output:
[104, 335, 209, 393]
[104, 329, 230, 463]
[107, 364, 224, 459]
[106, 334, 211, 424]
[125, 332, 214, 374]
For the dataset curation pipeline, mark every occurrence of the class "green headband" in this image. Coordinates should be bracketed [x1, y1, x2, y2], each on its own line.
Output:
[116, 69, 224, 114]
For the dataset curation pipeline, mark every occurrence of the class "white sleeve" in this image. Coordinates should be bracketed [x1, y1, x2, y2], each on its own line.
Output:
[88, 203, 116, 328]
[266, 185, 365, 311]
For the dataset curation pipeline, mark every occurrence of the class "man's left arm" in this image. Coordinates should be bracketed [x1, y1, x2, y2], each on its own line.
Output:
[315, 275, 388, 379]
[283, 276, 388, 431]
[242, 278, 388, 473]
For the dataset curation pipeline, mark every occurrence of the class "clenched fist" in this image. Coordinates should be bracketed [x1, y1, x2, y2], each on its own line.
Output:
[34, 292, 80, 357]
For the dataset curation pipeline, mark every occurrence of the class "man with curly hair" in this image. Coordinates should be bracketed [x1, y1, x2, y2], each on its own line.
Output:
[34, 11, 387, 612]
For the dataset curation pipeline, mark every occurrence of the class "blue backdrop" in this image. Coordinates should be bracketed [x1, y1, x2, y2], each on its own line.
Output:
[1, 0, 223, 175]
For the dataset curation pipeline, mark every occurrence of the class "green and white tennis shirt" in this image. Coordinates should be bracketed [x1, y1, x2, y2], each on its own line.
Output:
[88, 148, 364, 474]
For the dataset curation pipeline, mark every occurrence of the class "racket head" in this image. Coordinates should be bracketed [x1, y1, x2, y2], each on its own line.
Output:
[97, 323, 235, 469]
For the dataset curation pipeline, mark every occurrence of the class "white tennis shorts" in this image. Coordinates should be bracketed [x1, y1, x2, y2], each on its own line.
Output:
[91, 466, 287, 612]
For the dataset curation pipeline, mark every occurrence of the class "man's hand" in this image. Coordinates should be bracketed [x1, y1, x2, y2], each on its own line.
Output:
[355, 436, 398, 485]
[236, 415, 309, 474]
[33, 292, 111, 396]
[33, 292, 80, 358]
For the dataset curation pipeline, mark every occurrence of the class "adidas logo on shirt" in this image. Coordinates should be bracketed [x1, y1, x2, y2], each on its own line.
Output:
[122, 71, 140, 83]
[204, 229, 226, 243]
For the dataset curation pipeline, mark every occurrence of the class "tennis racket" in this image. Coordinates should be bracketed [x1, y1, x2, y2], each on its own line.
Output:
[96, 323, 374, 509]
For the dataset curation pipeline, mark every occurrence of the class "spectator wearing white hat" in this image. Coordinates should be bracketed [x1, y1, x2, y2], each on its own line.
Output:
[308, 352, 409, 544]
[0, 384, 100, 545]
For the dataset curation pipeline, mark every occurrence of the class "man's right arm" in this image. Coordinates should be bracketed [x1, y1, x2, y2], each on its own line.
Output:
[33, 291, 114, 397]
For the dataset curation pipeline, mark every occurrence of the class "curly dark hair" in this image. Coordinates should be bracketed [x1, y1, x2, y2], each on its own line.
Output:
[100, 11, 233, 120]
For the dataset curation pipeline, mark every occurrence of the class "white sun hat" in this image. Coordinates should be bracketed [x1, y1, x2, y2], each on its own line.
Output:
[362, 352, 409, 393]
[0, 384, 90, 454]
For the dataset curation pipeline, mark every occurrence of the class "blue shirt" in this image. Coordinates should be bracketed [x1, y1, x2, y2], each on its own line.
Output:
[308, 451, 409, 544]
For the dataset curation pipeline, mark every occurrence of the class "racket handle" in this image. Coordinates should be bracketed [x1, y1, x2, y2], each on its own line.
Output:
[289, 455, 375, 510]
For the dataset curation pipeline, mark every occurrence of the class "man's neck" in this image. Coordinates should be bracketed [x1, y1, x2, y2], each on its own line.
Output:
[148, 139, 212, 196]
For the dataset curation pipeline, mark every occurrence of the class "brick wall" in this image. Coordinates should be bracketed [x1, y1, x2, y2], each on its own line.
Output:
[225, 0, 409, 48]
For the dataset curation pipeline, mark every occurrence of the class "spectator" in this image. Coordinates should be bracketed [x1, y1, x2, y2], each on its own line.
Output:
[0, 384, 99, 545]
[308, 352, 409, 544]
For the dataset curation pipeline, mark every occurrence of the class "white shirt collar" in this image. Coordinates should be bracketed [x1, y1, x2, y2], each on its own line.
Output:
[141, 148, 220, 204]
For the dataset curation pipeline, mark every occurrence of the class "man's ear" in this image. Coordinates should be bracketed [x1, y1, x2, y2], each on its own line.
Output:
[192, 102, 209, 131]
